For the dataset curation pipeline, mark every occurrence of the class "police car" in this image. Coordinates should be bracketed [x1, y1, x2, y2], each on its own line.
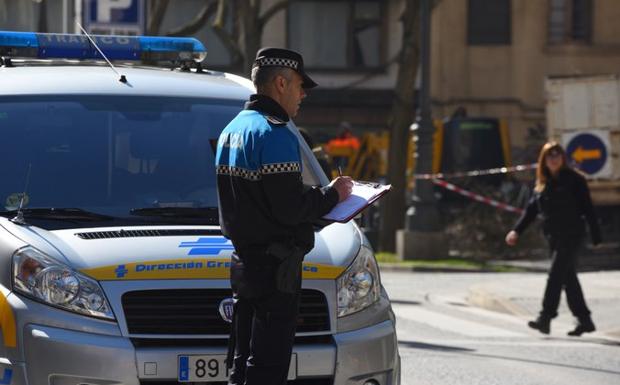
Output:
[0, 31, 400, 385]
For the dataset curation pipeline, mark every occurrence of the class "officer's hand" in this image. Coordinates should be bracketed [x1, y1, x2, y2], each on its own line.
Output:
[330, 176, 353, 202]
[505, 230, 519, 246]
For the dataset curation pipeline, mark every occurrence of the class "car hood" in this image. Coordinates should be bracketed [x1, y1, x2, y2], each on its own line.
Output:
[1, 220, 361, 281]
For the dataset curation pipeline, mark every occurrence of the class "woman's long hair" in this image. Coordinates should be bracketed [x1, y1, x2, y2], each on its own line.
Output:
[535, 141, 570, 192]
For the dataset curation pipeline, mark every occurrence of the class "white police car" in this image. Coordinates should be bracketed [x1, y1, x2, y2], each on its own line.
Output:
[0, 31, 400, 385]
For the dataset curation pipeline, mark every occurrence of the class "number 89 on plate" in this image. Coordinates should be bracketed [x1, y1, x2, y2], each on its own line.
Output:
[178, 355, 230, 382]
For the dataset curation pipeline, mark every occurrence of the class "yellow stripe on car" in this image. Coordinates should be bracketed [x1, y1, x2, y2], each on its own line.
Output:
[81, 258, 345, 280]
[0, 291, 17, 348]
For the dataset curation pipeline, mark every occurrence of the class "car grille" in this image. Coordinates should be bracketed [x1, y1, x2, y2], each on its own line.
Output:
[122, 289, 330, 335]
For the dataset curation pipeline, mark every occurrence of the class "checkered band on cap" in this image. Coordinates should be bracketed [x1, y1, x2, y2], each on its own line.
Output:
[256, 57, 299, 70]
[260, 162, 301, 175]
[217, 165, 261, 181]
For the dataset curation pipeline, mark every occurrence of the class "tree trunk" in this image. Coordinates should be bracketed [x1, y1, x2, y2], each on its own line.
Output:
[378, 0, 421, 252]
[147, 0, 170, 35]
[236, 0, 262, 74]
[37, 0, 48, 33]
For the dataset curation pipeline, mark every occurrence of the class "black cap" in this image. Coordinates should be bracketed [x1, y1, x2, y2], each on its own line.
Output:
[253, 47, 318, 89]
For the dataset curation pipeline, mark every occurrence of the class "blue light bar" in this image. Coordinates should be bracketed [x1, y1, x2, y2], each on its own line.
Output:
[0, 31, 206, 63]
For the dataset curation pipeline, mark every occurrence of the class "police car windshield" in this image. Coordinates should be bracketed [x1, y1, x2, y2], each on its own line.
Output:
[0, 95, 242, 220]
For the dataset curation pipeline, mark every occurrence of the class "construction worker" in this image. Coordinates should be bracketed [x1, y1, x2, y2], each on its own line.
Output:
[326, 121, 361, 172]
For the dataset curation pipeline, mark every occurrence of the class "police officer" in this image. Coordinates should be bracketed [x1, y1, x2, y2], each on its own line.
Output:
[215, 48, 353, 385]
[505, 142, 601, 337]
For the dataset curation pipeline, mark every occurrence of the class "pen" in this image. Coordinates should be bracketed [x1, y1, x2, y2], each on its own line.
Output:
[338, 166, 343, 177]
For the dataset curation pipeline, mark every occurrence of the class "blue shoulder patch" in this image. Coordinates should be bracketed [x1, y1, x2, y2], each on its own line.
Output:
[215, 111, 259, 171]
[215, 110, 301, 179]
[259, 127, 301, 171]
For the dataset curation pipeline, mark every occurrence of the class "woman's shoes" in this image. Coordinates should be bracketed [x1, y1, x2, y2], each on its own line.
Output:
[567, 317, 596, 337]
[528, 315, 595, 336]
[527, 316, 551, 334]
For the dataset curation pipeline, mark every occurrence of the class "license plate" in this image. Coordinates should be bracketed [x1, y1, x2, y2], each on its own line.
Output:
[178, 354, 297, 382]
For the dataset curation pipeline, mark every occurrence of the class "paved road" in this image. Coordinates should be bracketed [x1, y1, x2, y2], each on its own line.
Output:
[382, 271, 620, 385]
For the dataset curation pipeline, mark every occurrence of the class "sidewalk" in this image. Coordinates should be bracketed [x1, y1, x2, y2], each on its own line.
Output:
[467, 271, 620, 339]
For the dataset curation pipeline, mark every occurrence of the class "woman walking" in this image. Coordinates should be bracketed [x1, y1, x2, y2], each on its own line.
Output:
[505, 142, 601, 336]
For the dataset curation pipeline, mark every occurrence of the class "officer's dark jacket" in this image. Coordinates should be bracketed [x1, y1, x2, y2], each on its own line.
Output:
[514, 168, 601, 244]
[215, 94, 339, 253]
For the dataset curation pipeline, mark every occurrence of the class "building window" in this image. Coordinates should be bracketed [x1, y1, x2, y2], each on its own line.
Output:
[288, 0, 384, 70]
[467, 0, 512, 45]
[548, 0, 592, 44]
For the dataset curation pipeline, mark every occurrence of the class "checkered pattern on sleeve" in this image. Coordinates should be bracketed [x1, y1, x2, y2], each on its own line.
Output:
[217, 165, 261, 181]
[260, 162, 301, 175]
[256, 57, 300, 70]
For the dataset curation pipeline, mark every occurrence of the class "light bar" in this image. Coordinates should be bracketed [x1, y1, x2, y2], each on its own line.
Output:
[0, 31, 206, 63]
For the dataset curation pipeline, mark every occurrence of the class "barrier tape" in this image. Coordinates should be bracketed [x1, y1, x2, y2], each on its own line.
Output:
[413, 163, 537, 180]
[432, 179, 524, 214]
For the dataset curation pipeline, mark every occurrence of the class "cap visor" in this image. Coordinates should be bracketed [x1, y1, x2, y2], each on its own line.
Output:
[302, 73, 318, 89]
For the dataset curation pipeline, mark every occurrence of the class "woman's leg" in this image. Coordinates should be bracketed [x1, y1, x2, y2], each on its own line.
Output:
[564, 266, 591, 319]
[562, 243, 596, 336]
[528, 238, 566, 334]
[540, 238, 571, 319]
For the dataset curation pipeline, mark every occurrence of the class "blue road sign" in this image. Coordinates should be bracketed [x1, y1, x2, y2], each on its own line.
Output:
[566, 133, 608, 175]
[84, 0, 145, 35]
[89, 0, 139, 24]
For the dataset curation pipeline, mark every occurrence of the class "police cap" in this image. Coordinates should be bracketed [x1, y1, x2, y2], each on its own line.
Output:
[253, 47, 318, 89]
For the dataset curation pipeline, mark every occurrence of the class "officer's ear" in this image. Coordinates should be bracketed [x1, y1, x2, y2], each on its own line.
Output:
[273, 74, 288, 93]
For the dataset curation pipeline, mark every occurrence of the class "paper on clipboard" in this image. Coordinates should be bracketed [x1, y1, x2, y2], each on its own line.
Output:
[322, 181, 391, 223]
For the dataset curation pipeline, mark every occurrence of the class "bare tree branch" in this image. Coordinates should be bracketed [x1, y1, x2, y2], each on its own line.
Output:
[336, 52, 400, 90]
[165, 0, 218, 37]
[212, 0, 243, 68]
[213, 0, 226, 29]
[147, 0, 170, 35]
[259, 0, 292, 27]
[212, 26, 244, 67]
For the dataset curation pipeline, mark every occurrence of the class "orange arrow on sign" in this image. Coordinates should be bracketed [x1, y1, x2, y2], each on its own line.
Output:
[572, 146, 602, 163]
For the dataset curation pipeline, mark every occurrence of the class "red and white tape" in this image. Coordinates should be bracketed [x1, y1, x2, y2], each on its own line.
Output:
[432, 179, 524, 214]
[413, 163, 536, 180]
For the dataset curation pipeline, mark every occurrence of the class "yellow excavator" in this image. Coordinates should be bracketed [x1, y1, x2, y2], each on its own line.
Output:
[323, 117, 512, 186]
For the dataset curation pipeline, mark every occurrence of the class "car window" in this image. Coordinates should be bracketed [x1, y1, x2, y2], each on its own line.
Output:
[0, 95, 242, 217]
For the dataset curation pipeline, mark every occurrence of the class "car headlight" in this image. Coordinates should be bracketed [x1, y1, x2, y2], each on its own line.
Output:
[337, 246, 381, 317]
[12, 246, 115, 320]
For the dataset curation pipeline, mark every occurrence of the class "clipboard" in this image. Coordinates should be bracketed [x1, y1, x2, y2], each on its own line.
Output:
[322, 181, 392, 223]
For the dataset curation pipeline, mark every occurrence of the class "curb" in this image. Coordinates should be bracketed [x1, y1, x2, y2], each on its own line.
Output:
[378, 263, 493, 274]
[378, 262, 534, 274]
[487, 261, 549, 273]
[466, 285, 531, 317]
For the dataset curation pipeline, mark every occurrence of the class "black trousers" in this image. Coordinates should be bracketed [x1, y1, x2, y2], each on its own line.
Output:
[541, 235, 591, 319]
[228, 253, 300, 385]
